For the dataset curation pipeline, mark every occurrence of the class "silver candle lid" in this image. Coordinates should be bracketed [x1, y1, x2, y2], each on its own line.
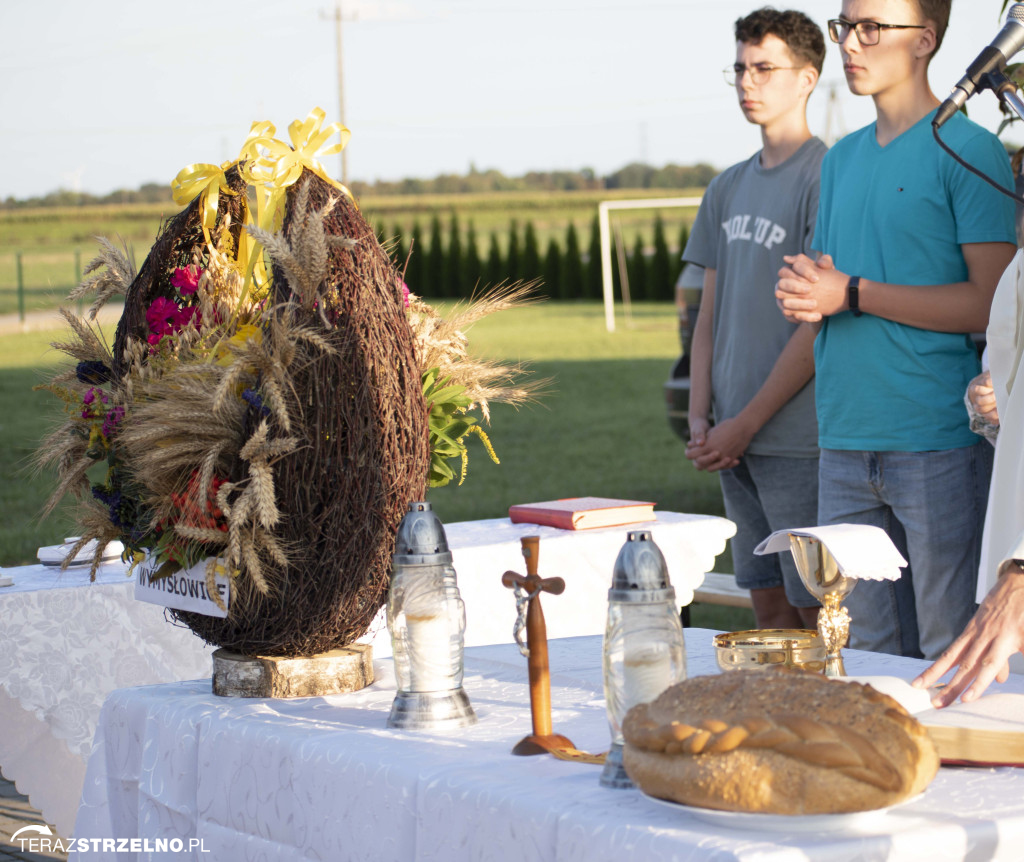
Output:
[393, 501, 453, 565]
[608, 530, 675, 603]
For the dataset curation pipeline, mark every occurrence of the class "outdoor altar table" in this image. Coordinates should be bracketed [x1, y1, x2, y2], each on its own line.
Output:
[0, 511, 734, 839]
[73, 630, 1024, 862]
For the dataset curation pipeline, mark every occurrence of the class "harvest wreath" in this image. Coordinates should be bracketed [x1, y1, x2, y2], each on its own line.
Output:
[37, 108, 536, 657]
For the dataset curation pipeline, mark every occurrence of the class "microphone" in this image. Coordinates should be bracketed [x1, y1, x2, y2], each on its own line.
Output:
[934, 2, 1024, 128]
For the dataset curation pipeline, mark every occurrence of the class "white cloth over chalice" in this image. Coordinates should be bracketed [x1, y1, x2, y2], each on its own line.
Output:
[754, 523, 908, 581]
[755, 524, 908, 677]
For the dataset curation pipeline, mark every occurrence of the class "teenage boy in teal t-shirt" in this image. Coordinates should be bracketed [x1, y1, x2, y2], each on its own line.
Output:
[777, 0, 1016, 660]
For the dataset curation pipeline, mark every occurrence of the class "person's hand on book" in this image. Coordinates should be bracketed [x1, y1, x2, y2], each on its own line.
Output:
[913, 564, 1024, 706]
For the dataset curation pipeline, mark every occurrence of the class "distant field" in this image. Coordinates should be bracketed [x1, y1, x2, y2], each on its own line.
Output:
[0, 187, 704, 247]
[0, 188, 703, 315]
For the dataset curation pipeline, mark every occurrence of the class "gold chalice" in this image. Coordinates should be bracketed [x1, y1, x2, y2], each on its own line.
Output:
[788, 534, 856, 678]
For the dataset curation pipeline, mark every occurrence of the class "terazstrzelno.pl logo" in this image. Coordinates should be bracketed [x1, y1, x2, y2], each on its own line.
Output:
[10, 824, 209, 854]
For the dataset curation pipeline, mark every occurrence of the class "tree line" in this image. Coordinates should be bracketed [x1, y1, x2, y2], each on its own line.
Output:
[353, 162, 717, 197]
[1, 162, 717, 209]
[1, 183, 174, 210]
[382, 214, 690, 302]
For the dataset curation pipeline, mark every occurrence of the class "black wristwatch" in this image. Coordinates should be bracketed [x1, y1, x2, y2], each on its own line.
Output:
[847, 276, 862, 317]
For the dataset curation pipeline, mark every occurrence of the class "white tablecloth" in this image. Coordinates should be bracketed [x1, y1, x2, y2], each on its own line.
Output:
[1, 512, 733, 840]
[73, 630, 1024, 862]
[0, 562, 214, 838]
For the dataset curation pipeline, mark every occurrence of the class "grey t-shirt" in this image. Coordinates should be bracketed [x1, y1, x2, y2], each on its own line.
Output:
[684, 137, 825, 458]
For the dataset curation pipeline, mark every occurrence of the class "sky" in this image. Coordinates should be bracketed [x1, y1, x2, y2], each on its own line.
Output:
[2, 0, 1020, 199]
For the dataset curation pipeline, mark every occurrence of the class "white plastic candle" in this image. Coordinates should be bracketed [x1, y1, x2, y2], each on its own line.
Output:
[406, 611, 451, 691]
[623, 641, 673, 709]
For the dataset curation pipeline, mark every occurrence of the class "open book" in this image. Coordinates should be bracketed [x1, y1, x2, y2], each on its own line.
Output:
[850, 676, 1024, 767]
[508, 497, 655, 530]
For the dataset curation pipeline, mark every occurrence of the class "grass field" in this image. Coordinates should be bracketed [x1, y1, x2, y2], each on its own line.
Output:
[0, 189, 702, 315]
[424, 302, 726, 526]
[0, 300, 749, 628]
[0, 328, 90, 565]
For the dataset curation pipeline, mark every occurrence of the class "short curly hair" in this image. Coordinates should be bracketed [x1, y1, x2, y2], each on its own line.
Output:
[735, 7, 826, 74]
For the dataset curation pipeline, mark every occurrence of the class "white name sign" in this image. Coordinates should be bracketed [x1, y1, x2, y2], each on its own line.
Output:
[135, 557, 231, 618]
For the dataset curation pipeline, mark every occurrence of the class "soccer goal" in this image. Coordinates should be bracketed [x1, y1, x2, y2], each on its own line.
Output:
[597, 196, 703, 332]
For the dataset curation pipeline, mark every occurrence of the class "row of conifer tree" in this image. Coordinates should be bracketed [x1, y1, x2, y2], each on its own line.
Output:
[377, 214, 691, 301]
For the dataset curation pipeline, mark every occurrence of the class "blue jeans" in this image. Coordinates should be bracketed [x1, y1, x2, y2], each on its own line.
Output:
[818, 443, 993, 660]
[720, 454, 819, 608]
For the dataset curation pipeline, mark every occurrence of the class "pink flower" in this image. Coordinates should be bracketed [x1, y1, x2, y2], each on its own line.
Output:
[102, 405, 125, 438]
[401, 282, 410, 309]
[171, 265, 203, 296]
[81, 387, 107, 419]
[146, 297, 181, 338]
[176, 305, 201, 329]
[145, 296, 202, 344]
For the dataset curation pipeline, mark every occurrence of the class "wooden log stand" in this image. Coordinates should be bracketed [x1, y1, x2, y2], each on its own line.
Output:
[212, 643, 374, 698]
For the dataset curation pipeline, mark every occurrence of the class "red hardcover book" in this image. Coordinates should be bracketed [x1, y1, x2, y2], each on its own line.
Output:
[508, 497, 656, 530]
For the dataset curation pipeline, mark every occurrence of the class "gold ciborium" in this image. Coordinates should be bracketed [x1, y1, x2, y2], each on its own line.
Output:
[713, 629, 826, 674]
[787, 534, 856, 678]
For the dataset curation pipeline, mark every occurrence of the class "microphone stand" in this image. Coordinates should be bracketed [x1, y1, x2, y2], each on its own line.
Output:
[987, 68, 1024, 123]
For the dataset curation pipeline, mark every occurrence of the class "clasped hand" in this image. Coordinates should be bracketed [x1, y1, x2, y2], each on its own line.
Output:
[686, 416, 750, 472]
[776, 254, 847, 323]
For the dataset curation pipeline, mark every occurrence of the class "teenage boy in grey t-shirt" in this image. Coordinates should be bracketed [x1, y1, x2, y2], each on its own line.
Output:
[684, 8, 825, 628]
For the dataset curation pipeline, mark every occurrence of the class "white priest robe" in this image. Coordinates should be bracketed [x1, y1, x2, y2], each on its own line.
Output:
[977, 248, 1024, 600]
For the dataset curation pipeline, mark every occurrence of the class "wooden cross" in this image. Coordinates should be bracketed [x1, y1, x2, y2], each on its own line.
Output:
[501, 535, 576, 756]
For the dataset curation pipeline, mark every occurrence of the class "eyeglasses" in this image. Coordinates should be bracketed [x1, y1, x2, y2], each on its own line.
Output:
[723, 63, 800, 86]
[827, 18, 927, 46]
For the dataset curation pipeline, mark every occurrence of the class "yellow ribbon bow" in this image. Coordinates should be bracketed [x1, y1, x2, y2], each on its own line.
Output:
[172, 156, 265, 311]
[239, 107, 352, 233]
[171, 161, 240, 250]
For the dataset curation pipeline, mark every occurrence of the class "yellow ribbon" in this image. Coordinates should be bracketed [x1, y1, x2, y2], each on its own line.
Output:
[239, 107, 352, 233]
[171, 153, 265, 359]
[232, 121, 279, 296]
[171, 161, 240, 251]
[171, 109, 352, 359]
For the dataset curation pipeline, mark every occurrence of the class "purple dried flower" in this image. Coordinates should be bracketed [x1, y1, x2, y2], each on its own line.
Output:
[241, 387, 271, 418]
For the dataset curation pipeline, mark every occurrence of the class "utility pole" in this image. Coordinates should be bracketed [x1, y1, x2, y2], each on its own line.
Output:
[320, 2, 354, 185]
[823, 81, 847, 147]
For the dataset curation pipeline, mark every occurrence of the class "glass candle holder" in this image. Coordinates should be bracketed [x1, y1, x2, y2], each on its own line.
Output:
[387, 501, 476, 729]
[601, 530, 686, 788]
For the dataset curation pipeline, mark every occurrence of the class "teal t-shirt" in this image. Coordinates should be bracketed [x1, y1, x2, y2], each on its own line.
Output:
[812, 109, 1016, 451]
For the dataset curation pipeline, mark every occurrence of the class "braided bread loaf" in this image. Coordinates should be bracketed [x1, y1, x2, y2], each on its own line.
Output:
[622, 670, 938, 814]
